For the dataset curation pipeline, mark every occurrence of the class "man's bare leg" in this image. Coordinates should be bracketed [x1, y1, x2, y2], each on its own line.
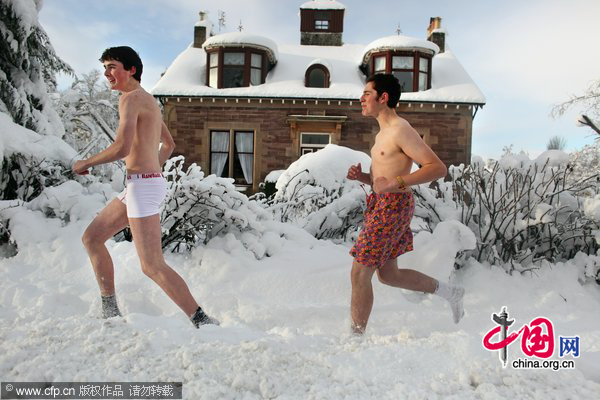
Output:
[350, 261, 377, 334]
[82, 198, 129, 318]
[82, 199, 129, 295]
[377, 259, 465, 323]
[127, 214, 207, 319]
[376, 259, 437, 293]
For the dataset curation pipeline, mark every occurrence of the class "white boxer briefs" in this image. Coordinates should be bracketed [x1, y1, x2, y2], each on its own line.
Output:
[117, 173, 167, 218]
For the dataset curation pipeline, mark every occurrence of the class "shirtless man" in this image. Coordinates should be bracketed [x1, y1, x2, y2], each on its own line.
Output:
[347, 74, 464, 334]
[72, 46, 217, 328]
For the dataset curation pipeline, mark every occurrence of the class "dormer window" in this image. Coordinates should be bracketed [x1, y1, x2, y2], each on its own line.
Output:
[368, 51, 432, 93]
[206, 48, 267, 88]
[305, 64, 330, 88]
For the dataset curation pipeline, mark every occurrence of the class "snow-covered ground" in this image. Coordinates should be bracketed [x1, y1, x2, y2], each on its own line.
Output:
[1, 113, 599, 398]
[1, 201, 599, 399]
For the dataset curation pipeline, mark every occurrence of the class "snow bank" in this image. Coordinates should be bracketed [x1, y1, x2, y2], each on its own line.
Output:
[0, 202, 599, 397]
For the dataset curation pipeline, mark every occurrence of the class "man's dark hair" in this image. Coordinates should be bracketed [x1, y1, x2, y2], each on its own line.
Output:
[366, 74, 401, 108]
[99, 46, 143, 82]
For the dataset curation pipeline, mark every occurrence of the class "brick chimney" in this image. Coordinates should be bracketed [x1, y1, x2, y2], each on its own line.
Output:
[194, 11, 211, 48]
[300, 1, 345, 46]
[427, 16, 445, 53]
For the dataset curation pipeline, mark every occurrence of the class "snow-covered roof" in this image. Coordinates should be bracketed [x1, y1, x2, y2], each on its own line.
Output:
[307, 58, 333, 71]
[401, 49, 486, 104]
[361, 35, 439, 64]
[152, 35, 485, 104]
[203, 32, 278, 64]
[300, 0, 345, 10]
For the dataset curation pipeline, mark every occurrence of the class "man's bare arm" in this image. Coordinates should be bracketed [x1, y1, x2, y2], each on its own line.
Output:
[78, 95, 138, 170]
[358, 169, 372, 185]
[158, 121, 175, 166]
[396, 125, 447, 187]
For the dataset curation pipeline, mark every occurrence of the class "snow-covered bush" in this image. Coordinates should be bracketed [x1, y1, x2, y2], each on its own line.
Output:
[0, 113, 76, 202]
[263, 145, 370, 240]
[574, 252, 600, 286]
[0, 214, 16, 256]
[160, 156, 270, 253]
[255, 169, 284, 199]
[27, 179, 115, 222]
[414, 151, 599, 273]
[568, 141, 600, 191]
[0, 152, 67, 202]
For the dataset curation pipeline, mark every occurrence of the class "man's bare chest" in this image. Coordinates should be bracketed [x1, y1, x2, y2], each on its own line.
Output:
[371, 135, 403, 163]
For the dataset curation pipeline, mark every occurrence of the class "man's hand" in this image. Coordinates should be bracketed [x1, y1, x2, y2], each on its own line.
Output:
[72, 160, 90, 175]
[346, 162, 363, 181]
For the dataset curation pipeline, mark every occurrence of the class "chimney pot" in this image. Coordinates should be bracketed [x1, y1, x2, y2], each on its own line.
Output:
[427, 16, 445, 53]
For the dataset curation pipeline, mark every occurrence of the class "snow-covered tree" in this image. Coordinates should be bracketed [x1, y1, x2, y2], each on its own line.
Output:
[568, 141, 600, 189]
[552, 79, 600, 138]
[0, 0, 78, 253]
[0, 0, 72, 136]
[55, 70, 121, 181]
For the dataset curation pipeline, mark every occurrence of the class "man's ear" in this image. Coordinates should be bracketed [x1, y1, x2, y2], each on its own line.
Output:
[380, 92, 389, 104]
[129, 66, 136, 77]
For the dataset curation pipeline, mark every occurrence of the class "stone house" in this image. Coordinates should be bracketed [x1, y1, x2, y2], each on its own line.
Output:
[151, 0, 485, 192]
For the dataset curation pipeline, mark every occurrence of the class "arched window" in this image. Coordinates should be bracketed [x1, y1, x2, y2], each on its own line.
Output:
[305, 64, 330, 88]
[368, 51, 432, 93]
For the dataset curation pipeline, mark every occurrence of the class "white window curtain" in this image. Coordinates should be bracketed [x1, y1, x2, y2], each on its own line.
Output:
[235, 132, 254, 184]
[211, 131, 229, 176]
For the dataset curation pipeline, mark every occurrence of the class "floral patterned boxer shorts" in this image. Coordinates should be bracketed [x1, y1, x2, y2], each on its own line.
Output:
[350, 191, 414, 268]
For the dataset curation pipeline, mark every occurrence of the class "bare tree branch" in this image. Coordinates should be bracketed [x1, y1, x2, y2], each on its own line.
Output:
[578, 114, 600, 136]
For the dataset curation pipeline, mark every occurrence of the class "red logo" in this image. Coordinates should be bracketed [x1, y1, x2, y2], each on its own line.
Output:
[483, 317, 554, 358]
[482, 307, 555, 368]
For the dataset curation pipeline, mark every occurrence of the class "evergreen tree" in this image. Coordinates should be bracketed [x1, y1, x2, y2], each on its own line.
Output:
[0, 0, 72, 136]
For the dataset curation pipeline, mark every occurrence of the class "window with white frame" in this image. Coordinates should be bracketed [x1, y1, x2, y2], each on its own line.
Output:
[314, 11, 330, 30]
[250, 53, 262, 86]
[300, 132, 330, 155]
[210, 130, 254, 185]
[209, 52, 219, 88]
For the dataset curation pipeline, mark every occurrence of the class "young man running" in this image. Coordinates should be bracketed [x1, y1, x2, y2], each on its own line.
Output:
[347, 74, 464, 334]
[72, 46, 216, 328]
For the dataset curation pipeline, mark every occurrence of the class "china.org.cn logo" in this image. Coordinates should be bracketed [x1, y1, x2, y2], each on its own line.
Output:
[482, 307, 580, 370]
